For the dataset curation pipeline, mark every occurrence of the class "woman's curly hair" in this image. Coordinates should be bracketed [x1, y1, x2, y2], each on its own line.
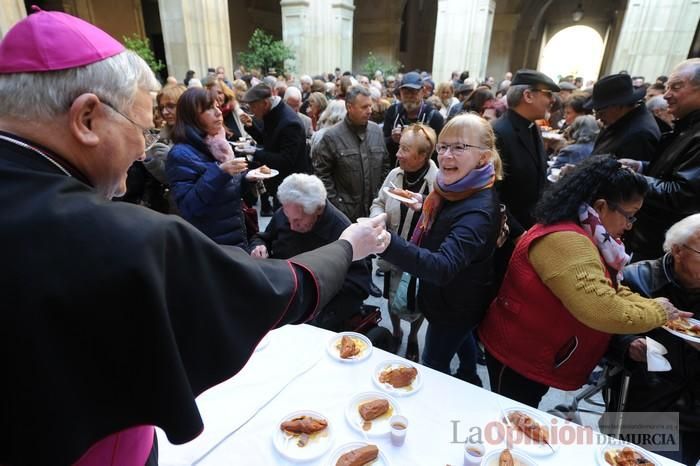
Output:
[534, 155, 649, 225]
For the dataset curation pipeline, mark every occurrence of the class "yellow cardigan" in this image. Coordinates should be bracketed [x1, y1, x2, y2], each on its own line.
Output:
[528, 231, 666, 334]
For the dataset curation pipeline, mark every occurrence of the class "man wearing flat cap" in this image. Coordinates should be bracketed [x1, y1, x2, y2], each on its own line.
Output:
[239, 83, 309, 214]
[0, 8, 388, 465]
[383, 71, 444, 166]
[491, 69, 560, 287]
[587, 73, 661, 162]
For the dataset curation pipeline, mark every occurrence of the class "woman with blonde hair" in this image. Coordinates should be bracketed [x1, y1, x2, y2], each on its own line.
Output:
[305, 91, 328, 131]
[133, 83, 187, 213]
[378, 114, 502, 384]
[371, 123, 439, 360]
[436, 82, 459, 117]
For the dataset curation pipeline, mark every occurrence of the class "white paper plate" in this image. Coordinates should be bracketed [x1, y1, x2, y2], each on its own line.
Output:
[273, 410, 333, 462]
[249, 167, 279, 179]
[327, 332, 373, 363]
[382, 187, 418, 204]
[542, 131, 564, 141]
[372, 359, 422, 396]
[662, 317, 700, 344]
[326, 442, 390, 466]
[345, 391, 400, 437]
[255, 333, 271, 352]
[481, 448, 537, 466]
[501, 406, 559, 457]
[596, 442, 660, 466]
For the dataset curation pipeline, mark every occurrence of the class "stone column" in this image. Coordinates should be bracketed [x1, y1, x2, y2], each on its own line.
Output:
[431, 0, 496, 83]
[610, 0, 700, 79]
[280, 0, 354, 76]
[158, 0, 233, 82]
[0, 0, 26, 39]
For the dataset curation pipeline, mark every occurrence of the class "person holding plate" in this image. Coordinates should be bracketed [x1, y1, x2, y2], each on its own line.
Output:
[166, 87, 262, 249]
[479, 155, 692, 408]
[370, 123, 438, 360]
[606, 213, 700, 465]
[378, 114, 502, 384]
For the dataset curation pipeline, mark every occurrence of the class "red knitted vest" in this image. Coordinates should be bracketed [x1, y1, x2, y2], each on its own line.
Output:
[479, 222, 612, 390]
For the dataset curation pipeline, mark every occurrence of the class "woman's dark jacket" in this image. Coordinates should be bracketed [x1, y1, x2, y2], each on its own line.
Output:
[166, 126, 248, 249]
[380, 187, 500, 327]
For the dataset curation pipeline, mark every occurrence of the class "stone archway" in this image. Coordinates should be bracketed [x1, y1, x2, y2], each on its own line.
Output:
[539, 25, 604, 83]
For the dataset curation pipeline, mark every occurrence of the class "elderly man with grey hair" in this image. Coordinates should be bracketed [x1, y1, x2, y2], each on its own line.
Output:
[646, 94, 674, 132]
[299, 74, 313, 100]
[313, 85, 390, 222]
[621, 58, 700, 260]
[606, 213, 700, 465]
[250, 173, 372, 331]
[284, 86, 313, 138]
[0, 10, 389, 465]
[240, 83, 310, 214]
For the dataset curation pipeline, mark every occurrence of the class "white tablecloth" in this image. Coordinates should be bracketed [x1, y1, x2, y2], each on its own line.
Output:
[157, 324, 682, 466]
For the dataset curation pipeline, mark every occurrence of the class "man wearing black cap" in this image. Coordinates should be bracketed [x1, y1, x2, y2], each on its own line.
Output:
[491, 69, 560, 288]
[587, 74, 661, 162]
[383, 71, 444, 166]
[240, 83, 309, 214]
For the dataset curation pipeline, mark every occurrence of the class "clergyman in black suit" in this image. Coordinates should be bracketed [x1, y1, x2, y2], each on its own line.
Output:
[491, 69, 561, 287]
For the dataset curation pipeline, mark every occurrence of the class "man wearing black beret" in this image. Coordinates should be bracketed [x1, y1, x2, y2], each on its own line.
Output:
[491, 69, 560, 287]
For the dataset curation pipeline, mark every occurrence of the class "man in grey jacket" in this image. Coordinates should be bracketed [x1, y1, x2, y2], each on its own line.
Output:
[313, 86, 390, 222]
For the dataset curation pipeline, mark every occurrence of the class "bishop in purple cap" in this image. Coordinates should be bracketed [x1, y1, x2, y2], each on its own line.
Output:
[0, 8, 388, 466]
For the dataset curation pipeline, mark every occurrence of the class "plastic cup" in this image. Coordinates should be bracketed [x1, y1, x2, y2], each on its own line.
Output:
[463, 441, 485, 465]
[389, 415, 408, 446]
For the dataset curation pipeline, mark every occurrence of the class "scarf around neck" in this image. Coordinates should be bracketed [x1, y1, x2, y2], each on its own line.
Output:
[410, 162, 495, 245]
[578, 203, 631, 282]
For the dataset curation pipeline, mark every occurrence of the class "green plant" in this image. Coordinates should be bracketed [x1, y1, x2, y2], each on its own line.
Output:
[361, 51, 402, 76]
[123, 34, 165, 75]
[239, 29, 295, 75]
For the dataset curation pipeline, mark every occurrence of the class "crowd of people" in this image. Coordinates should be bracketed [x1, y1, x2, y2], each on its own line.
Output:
[1, 7, 699, 466]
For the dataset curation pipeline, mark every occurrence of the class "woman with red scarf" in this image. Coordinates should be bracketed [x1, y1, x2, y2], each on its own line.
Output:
[379, 113, 502, 385]
[479, 155, 691, 408]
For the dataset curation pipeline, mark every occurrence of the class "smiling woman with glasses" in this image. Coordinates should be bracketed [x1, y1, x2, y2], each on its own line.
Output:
[480, 155, 689, 409]
[377, 113, 503, 384]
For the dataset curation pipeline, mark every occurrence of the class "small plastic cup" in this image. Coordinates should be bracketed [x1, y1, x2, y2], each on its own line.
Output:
[463, 441, 485, 465]
[389, 415, 408, 446]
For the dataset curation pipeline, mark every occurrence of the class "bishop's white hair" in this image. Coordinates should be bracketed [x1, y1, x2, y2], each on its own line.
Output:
[0, 50, 160, 120]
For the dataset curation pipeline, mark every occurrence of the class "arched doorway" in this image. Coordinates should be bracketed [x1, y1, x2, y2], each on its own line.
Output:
[539, 25, 604, 83]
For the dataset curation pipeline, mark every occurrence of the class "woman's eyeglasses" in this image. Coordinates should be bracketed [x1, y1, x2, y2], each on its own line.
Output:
[608, 202, 637, 224]
[435, 142, 487, 155]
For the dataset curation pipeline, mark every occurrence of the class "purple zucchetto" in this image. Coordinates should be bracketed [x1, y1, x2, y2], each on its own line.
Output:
[0, 6, 125, 74]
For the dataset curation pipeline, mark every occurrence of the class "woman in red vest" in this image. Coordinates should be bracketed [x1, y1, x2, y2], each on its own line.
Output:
[479, 155, 692, 408]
